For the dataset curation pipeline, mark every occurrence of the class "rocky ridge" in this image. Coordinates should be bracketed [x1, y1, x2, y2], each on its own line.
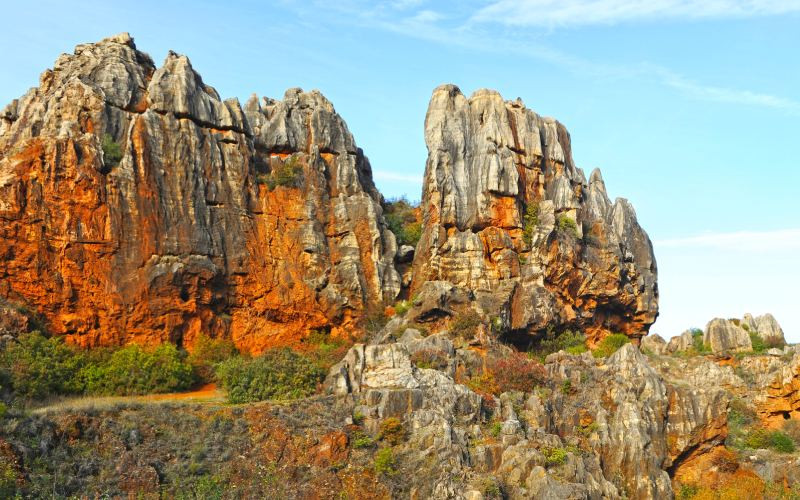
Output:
[411, 85, 658, 346]
[0, 33, 400, 352]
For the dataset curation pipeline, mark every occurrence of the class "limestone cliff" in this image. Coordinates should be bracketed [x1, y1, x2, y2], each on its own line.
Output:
[0, 34, 400, 352]
[411, 85, 658, 344]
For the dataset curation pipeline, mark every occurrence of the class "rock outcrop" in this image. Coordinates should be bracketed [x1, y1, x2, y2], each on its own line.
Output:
[410, 85, 658, 345]
[327, 335, 728, 499]
[704, 318, 752, 354]
[0, 33, 400, 352]
[742, 313, 785, 346]
[755, 353, 800, 427]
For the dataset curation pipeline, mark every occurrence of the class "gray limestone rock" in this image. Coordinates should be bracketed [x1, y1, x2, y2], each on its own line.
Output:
[704, 318, 752, 354]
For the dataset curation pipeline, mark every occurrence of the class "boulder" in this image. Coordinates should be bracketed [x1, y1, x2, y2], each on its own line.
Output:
[704, 318, 752, 354]
[641, 333, 668, 355]
[667, 330, 696, 353]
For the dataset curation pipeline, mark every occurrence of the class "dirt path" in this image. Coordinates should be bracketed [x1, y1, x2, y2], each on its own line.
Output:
[32, 383, 225, 415]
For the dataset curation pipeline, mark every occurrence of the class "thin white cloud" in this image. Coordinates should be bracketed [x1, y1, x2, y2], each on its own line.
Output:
[299, 1, 800, 115]
[656, 228, 800, 252]
[472, 0, 800, 27]
[373, 170, 423, 183]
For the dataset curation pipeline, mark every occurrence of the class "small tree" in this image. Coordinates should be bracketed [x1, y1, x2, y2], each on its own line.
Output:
[101, 133, 123, 167]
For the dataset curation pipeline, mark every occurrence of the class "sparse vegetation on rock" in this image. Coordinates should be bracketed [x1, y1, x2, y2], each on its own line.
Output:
[384, 196, 422, 247]
[215, 348, 325, 403]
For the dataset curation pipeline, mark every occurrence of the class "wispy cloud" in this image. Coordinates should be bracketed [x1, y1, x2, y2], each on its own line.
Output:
[297, 1, 800, 115]
[373, 170, 424, 183]
[656, 228, 800, 252]
[472, 0, 800, 27]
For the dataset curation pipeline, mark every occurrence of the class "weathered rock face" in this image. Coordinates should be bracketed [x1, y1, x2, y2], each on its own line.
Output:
[755, 353, 800, 427]
[327, 335, 728, 499]
[704, 318, 752, 354]
[0, 34, 400, 352]
[742, 313, 785, 346]
[410, 85, 658, 345]
[666, 330, 695, 354]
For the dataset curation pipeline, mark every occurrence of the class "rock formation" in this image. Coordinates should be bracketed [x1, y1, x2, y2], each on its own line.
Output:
[704, 318, 752, 354]
[755, 352, 800, 427]
[0, 33, 400, 352]
[742, 313, 786, 346]
[410, 85, 658, 345]
[326, 332, 728, 499]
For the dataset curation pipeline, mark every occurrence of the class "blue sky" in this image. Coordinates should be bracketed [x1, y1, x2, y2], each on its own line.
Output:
[1, 0, 798, 342]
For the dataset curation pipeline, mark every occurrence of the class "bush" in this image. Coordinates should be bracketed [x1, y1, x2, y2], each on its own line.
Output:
[384, 197, 421, 247]
[410, 348, 449, 370]
[743, 429, 796, 453]
[379, 417, 406, 445]
[352, 431, 374, 449]
[450, 311, 482, 340]
[482, 477, 503, 499]
[592, 334, 630, 358]
[531, 329, 587, 360]
[298, 329, 350, 372]
[258, 155, 303, 189]
[782, 419, 800, 444]
[374, 447, 396, 475]
[0, 331, 86, 399]
[82, 344, 195, 396]
[393, 300, 411, 316]
[215, 348, 324, 404]
[749, 331, 767, 354]
[522, 202, 540, 246]
[690, 329, 711, 355]
[101, 133, 123, 167]
[556, 215, 578, 238]
[542, 447, 568, 466]
[188, 334, 239, 383]
[489, 352, 546, 394]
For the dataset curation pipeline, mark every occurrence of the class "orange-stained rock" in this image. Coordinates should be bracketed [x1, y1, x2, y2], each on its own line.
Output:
[410, 85, 658, 345]
[756, 353, 800, 428]
[0, 34, 400, 353]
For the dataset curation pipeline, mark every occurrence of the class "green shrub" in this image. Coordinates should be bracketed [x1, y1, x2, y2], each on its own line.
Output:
[450, 311, 482, 339]
[690, 328, 711, 354]
[352, 432, 374, 449]
[490, 421, 503, 438]
[0, 458, 18, 499]
[542, 446, 568, 466]
[101, 133, 123, 167]
[379, 417, 406, 445]
[782, 419, 800, 445]
[374, 447, 396, 475]
[258, 155, 303, 189]
[749, 331, 767, 354]
[522, 202, 540, 246]
[82, 344, 195, 396]
[188, 334, 239, 383]
[592, 334, 630, 358]
[384, 197, 421, 247]
[393, 300, 411, 316]
[215, 348, 324, 403]
[531, 329, 587, 360]
[0, 331, 87, 399]
[298, 329, 350, 372]
[561, 379, 573, 394]
[556, 215, 578, 237]
[481, 477, 503, 499]
[410, 348, 449, 370]
[677, 483, 700, 500]
[743, 429, 796, 453]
